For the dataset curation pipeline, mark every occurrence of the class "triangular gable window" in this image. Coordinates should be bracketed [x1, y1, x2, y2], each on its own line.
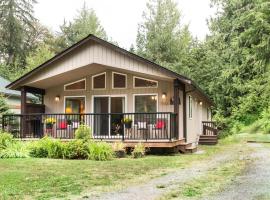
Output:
[64, 79, 86, 91]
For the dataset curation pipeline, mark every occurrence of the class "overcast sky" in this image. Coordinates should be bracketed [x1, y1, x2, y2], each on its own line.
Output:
[34, 0, 216, 48]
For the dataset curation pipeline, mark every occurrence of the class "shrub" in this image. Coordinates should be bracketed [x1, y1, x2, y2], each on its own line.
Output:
[88, 142, 114, 161]
[112, 142, 126, 158]
[75, 124, 92, 141]
[0, 132, 13, 150]
[132, 143, 146, 158]
[64, 139, 89, 159]
[29, 136, 64, 159]
[0, 142, 29, 158]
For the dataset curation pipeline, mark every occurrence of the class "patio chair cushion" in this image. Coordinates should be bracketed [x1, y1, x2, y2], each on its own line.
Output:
[58, 121, 67, 129]
[155, 120, 166, 129]
[137, 122, 147, 129]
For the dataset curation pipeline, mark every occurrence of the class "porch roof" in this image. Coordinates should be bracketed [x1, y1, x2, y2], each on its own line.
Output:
[6, 34, 214, 106]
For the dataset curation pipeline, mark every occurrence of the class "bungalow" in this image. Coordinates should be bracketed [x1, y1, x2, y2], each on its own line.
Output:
[2, 35, 217, 151]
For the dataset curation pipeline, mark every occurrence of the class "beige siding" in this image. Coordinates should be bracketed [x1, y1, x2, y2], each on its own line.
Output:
[24, 41, 172, 87]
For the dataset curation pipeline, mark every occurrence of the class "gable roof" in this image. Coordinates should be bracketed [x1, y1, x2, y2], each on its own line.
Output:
[6, 34, 213, 105]
[0, 76, 21, 97]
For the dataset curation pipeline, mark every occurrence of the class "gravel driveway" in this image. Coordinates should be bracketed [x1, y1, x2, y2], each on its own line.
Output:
[207, 143, 270, 200]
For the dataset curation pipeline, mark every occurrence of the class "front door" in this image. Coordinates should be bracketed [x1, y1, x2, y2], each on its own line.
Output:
[93, 96, 125, 137]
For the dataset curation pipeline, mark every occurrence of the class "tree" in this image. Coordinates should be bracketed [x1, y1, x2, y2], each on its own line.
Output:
[0, 0, 37, 67]
[135, 0, 193, 74]
[55, 3, 107, 51]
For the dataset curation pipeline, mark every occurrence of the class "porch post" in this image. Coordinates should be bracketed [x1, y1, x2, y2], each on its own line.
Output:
[182, 84, 187, 141]
[21, 86, 27, 114]
[173, 79, 180, 139]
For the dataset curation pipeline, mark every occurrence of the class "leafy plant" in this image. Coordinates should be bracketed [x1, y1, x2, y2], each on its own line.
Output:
[88, 142, 114, 161]
[75, 124, 92, 141]
[112, 142, 126, 158]
[47, 139, 64, 159]
[44, 117, 56, 125]
[132, 143, 146, 158]
[64, 139, 89, 159]
[122, 118, 132, 124]
[0, 132, 13, 150]
[0, 142, 29, 158]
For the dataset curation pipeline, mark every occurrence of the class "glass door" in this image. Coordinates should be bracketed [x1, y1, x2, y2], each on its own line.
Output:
[93, 96, 125, 137]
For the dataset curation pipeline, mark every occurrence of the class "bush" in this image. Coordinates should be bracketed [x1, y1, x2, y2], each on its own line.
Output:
[88, 142, 114, 161]
[0, 142, 29, 158]
[29, 137, 64, 159]
[132, 143, 146, 158]
[0, 132, 13, 150]
[112, 142, 126, 158]
[64, 139, 89, 159]
[75, 124, 92, 141]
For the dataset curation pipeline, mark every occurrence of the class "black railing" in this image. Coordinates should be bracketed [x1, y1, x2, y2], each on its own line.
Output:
[2, 112, 177, 141]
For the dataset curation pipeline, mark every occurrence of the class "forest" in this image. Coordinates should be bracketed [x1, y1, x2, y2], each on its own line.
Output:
[1, 0, 270, 136]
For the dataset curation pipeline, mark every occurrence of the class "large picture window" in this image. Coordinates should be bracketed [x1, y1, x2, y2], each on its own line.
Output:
[65, 97, 85, 114]
[112, 72, 126, 88]
[64, 79, 86, 91]
[134, 94, 157, 113]
[133, 76, 158, 88]
[92, 72, 106, 89]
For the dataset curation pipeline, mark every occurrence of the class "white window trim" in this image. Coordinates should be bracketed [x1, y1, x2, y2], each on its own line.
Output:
[112, 72, 127, 89]
[64, 78, 86, 91]
[133, 76, 158, 89]
[64, 96, 86, 113]
[92, 72, 106, 90]
[133, 93, 159, 113]
[188, 95, 193, 119]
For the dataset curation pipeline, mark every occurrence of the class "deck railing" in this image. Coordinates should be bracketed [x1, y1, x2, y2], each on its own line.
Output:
[2, 112, 177, 141]
[202, 121, 218, 136]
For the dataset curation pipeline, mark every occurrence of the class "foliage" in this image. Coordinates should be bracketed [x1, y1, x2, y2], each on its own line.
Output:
[64, 139, 89, 159]
[136, 0, 193, 75]
[112, 142, 126, 158]
[55, 3, 107, 51]
[75, 124, 92, 141]
[44, 117, 56, 125]
[88, 142, 114, 161]
[0, 95, 10, 116]
[0, 142, 29, 158]
[0, 132, 14, 150]
[132, 143, 146, 158]
[122, 118, 132, 124]
[29, 136, 64, 158]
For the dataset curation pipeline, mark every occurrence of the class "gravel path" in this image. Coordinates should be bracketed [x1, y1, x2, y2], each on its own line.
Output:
[79, 150, 239, 200]
[207, 143, 270, 200]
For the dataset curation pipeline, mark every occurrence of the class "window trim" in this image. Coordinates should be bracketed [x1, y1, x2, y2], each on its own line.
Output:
[64, 78, 86, 91]
[92, 72, 106, 90]
[188, 95, 193, 119]
[133, 76, 158, 89]
[112, 72, 127, 89]
[63, 96, 86, 114]
[133, 93, 159, 113]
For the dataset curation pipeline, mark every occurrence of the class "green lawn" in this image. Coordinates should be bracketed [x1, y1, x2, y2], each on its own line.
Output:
[0, 133, 265, 200]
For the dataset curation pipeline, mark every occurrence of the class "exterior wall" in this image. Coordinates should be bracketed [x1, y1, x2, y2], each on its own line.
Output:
[186, 92, 211, 144]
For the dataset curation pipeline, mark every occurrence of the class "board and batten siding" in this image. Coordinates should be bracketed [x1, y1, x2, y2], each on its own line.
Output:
[22, 41, 172, 87]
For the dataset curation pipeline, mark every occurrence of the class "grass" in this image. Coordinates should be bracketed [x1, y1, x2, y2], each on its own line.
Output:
[0, 133, 262, 200]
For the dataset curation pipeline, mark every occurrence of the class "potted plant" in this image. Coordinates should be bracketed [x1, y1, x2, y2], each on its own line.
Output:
[44, 117, 56, 129]
[123, 118, 132, 129]
[112, 142, 126, 158]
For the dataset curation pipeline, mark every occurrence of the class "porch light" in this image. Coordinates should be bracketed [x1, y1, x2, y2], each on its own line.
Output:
[199, 101, 203, 106]
[161, 92, 167, 100]
[55, 95, 60, 102]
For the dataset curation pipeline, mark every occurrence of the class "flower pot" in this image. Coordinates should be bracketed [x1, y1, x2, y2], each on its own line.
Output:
[124, 122, 132, 129]
[46, 123, 53, 129]
[115, 150, 126, 158]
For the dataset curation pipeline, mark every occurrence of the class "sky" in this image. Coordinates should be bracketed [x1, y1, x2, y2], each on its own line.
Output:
[34, 0, 216, 49]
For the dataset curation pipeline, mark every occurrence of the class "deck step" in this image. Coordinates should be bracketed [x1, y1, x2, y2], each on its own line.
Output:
[185, 146, 197, 153]
[199, 135, 218, 145]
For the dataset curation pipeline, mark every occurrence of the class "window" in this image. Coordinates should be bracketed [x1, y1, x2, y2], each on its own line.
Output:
[134, 76, 158, 88]
[92, 72, 106, 89]
[188, 96, 193, 119]
[64, 79, 86, 91]
[134, 95, 157, 113]
[112, 72, 127, 88]
[207, 108, 211, 120]
[65, 97, 85, 114]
